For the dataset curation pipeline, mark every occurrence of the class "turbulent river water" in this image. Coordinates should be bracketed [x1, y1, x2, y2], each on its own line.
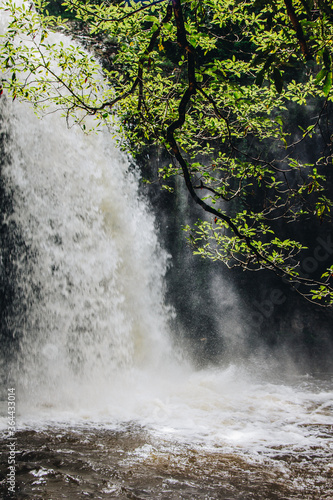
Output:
[0, 8, 333, 499]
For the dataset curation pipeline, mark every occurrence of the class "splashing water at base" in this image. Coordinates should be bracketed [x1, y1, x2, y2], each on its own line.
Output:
[0, 19, 332, 500]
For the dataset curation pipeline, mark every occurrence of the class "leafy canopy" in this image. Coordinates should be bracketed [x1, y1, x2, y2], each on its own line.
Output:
[1, 0, 333, 304]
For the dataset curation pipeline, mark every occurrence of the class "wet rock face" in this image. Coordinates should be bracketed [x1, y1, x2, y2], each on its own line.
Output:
[137, 144, 333, 369]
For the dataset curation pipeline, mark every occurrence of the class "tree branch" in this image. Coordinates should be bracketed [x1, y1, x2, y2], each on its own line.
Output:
[284, 0, 311, 59]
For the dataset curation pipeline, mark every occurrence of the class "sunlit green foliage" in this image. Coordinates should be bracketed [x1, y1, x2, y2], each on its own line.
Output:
[0, 0, 333, 303]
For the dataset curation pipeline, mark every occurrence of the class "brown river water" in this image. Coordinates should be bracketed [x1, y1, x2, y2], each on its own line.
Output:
[1, 370, 332, 499]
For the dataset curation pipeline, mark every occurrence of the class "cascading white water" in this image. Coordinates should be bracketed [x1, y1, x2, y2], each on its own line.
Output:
[0, 2, 187, 424]
[0, 87, 180, 414]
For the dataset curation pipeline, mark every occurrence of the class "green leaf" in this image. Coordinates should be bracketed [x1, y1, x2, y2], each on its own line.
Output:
[145, 15, 158, 24]
[323, 48, 331, 70]
[273, 67, 283, 94]
[323, 70, 332, 96]
[315, 68, 327, 84]
[255, 68, 265, 87]
[263, 53, 275, 71]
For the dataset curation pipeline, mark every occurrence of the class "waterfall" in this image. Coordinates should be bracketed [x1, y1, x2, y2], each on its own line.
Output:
[0, 78, 178, 415]
[0, 2, 187, 423]
[0, 9, 332, 495]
